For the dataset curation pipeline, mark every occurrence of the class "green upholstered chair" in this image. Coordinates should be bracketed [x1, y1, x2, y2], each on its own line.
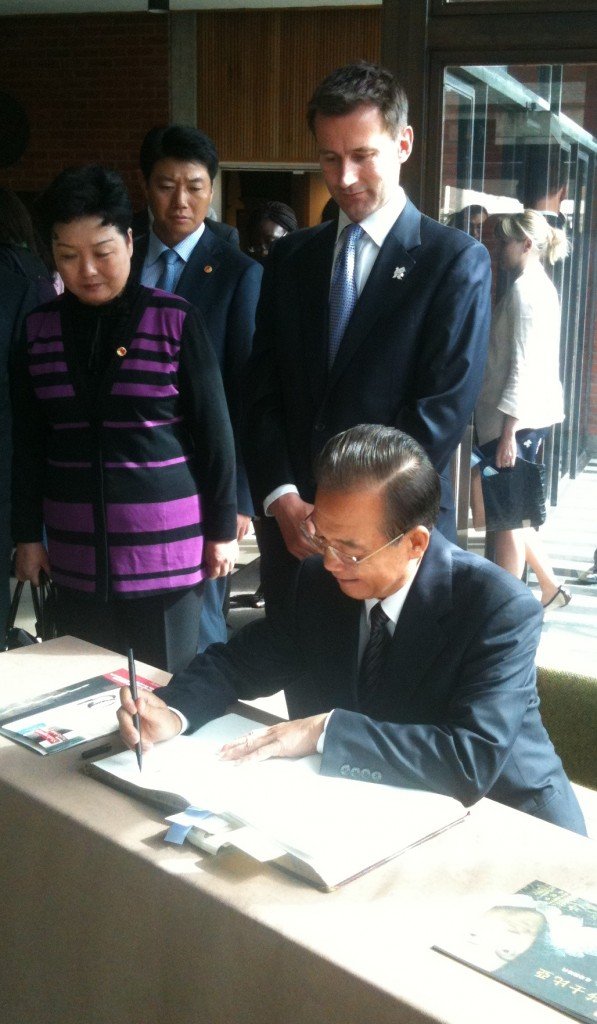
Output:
[537, 666, 597, 792]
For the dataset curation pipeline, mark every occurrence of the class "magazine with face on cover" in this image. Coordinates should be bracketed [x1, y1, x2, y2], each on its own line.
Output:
[434, 879, 597, 1022]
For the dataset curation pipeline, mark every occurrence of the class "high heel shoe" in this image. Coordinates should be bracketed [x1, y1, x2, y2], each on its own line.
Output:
[542, 585, 571, 610]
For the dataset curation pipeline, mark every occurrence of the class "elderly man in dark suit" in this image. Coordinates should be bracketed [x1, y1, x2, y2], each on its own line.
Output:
[1, 267, 37, 638]
[118, 425, 585, 835]
[131, 124, 263, 652]
[243, 61, 491, 617]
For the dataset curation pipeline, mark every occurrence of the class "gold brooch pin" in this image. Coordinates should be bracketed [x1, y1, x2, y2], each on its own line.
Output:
[204, 265, 213, 274]
[116, 347, 127, 357]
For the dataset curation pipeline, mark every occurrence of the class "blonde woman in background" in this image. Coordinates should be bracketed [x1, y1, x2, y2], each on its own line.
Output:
[475, 209, 569, 610]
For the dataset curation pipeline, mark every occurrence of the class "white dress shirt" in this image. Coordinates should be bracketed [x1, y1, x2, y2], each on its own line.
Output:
[334, 189, 406, 298]
[263, 191, 407, 515]
[360, 574, 415, 650]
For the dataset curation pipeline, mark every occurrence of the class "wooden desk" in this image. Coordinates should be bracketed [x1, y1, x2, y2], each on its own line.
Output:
[1, 638, 596, 1024]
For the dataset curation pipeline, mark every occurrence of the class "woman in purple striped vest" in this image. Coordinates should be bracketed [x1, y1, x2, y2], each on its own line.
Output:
[11, 166, 238, 672]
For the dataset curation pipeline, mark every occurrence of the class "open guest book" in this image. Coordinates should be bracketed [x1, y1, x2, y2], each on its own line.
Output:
[86, 712, 468, 890]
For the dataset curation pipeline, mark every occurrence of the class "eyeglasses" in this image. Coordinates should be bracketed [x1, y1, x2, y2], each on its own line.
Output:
[299, 516, 405, 567]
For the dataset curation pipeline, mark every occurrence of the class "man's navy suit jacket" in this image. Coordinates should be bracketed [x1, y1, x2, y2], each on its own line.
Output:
[244, 200, 491, 520]
[132, 225, 262, 515]
[163, 530, 585, 833]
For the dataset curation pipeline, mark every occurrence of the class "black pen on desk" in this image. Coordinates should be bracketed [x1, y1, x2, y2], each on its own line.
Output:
[81, 743, 113, 760]
[127, 646, 143, 773]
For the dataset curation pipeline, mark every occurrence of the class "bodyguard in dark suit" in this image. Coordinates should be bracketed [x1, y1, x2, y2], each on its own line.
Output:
[118, 425, 585, 834]
[244, 62, 491, 616]
[0, 267, 37, 638]
[131, 125, 263, 651]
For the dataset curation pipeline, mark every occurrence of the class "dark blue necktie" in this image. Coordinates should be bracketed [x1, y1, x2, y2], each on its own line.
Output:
[157, 248, 181, 293]
[359, 601, 391, 702]
[328, 222, 363, 369]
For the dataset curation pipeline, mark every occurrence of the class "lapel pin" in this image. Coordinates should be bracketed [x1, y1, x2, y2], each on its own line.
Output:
[393, 266, 406, 281]
[116, 347, 127, 357]
[204, 265, 213, 274]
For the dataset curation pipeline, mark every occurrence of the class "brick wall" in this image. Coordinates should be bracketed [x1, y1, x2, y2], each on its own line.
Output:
[0, 13, 170, 210]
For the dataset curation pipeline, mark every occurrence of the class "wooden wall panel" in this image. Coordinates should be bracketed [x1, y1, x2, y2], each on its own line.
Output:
[196, 9, 382, 164]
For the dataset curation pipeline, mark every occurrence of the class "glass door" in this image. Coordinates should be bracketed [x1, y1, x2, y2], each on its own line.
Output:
[440, 63, 597, 521]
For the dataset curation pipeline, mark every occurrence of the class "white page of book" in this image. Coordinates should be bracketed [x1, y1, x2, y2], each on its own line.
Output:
[93, 713, 466, 879]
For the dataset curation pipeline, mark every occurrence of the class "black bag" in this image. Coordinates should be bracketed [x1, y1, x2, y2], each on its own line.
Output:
[2, 570, 58, 652]
[480, 457, 546, 532]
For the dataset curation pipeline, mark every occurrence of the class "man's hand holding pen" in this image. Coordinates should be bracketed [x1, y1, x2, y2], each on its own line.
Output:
[117, 687, 182, 753]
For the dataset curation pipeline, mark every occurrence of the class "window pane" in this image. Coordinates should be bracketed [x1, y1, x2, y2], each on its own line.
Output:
[440, 63, 597, 484]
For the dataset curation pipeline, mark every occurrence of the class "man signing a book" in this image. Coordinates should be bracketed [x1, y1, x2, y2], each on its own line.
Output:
[118, 424, 585, 834]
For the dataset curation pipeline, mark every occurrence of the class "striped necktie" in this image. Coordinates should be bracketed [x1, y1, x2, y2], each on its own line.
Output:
[328, 222, 363, 369]
[157, 248, 181, 293]
[358, 601, 391, 702]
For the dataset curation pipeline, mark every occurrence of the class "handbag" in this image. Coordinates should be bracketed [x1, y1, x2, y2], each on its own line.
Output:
[480, 457, 546, 532]
[2, 570, 59, 652]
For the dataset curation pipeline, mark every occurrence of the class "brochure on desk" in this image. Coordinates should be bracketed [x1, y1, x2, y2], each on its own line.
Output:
[86, 712, 468, 891]
[434, 879, 597, 1023]
[0, 669, 159, 755]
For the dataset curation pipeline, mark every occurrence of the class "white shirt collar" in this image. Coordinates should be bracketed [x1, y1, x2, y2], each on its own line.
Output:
[336, 188, 406, 249]
[145, 223, 205, 268]
[364, 563, 419, 631]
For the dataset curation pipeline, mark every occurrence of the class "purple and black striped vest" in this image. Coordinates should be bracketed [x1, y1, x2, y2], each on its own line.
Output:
[25, 289, 207, 600]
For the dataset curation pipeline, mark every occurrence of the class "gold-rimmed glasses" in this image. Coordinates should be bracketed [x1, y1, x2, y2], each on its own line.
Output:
[299, 515, 405, 567]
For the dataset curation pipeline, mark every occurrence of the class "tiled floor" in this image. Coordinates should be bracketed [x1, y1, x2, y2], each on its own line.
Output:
[507, 460, 596, 676]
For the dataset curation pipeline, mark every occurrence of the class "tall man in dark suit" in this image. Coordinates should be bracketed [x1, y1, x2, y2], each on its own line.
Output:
[1, 267, 37, 638]
[243, 62, 491, 616]
[131, 125, 263, 651]
[118, 425, 584, 833]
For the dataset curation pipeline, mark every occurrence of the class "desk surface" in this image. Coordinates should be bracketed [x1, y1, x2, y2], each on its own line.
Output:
[1, 637, 596, 1024]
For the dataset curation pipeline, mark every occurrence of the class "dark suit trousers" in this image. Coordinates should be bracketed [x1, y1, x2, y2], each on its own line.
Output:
[54, 583, 204, 674]
[198, 576, 229, 652]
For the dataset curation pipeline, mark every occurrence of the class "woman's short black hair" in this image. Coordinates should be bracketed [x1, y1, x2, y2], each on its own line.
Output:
[35, 165, 132, 245]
